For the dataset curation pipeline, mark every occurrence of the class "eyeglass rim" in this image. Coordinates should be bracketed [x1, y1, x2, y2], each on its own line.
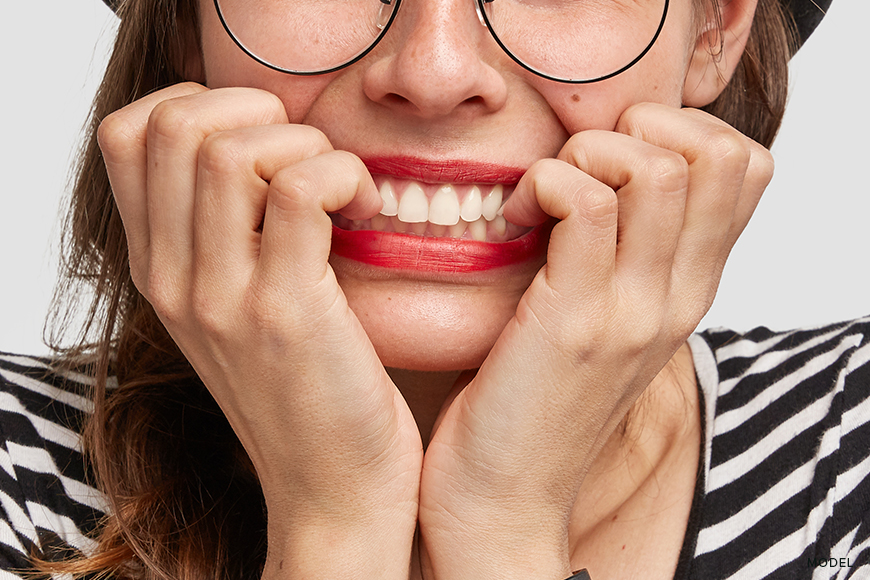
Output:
[213, 0, 404, 76]
[212, 0, 669, 83]
[477, 0, 670, 84]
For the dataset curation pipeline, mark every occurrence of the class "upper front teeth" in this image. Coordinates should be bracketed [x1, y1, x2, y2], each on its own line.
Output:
[379, 182, 399, 216]
[380, 179, 507, 225]
[460, 186, 482, 222]
[430, 185, 461, 225]
[481, 185, 503, 221]
[397, 183, 429, 223]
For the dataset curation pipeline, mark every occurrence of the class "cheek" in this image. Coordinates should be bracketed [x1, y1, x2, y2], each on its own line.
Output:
[532, 14, 695, 135]
[198, 3, 333, 121]
[535, 69, 687, 135]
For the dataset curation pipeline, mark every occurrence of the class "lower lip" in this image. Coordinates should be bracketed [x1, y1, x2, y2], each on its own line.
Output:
[330, 224, 550, 273]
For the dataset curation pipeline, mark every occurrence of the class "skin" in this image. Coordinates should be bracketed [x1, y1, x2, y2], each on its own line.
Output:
[96, 0, 773, 576]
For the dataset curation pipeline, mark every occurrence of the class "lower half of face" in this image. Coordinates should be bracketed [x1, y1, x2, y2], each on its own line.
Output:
[198, 0, 699, 371]
[329, 212, 550, 370]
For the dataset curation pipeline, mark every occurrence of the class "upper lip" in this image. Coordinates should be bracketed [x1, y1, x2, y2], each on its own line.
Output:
[363, 156, 527, 185]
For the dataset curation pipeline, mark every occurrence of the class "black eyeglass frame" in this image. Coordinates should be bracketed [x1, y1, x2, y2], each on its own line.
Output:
[213, 0, 669, 83]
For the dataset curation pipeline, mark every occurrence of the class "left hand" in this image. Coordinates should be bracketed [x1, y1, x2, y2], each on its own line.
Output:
[417, 104, 774, 580]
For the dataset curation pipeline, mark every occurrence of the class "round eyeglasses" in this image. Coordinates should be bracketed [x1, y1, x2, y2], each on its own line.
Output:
[213, 0, 669, 83]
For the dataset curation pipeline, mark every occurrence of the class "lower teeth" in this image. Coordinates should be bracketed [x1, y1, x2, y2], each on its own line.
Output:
[334, 214, 518, 242]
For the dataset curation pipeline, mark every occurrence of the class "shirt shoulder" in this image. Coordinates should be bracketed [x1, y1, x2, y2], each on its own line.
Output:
[681, 316, 870, 579]
[0, 352, 107, 574]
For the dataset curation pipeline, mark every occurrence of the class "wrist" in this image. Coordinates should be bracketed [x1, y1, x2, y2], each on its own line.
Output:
[419, 517, 573, 580]
[263, 513, 417, 580]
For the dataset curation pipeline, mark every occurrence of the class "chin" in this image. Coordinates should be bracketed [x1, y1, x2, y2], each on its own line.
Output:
[337, 270, 529, 371]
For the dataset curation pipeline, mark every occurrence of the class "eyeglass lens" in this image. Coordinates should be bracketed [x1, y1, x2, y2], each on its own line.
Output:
[214, 0, 667, 82]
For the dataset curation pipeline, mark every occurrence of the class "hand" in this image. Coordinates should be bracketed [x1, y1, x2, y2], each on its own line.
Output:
[98, 83, 422, 579]
[418, 103, 774, 579]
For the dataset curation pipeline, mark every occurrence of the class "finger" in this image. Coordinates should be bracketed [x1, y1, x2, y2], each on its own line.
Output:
[615, 103, 754, 273]
[673, 107, 773, 249]
[557, 130, 688, 293]
[725, 139, 773, 248]
[97, 82, 208, 271]
[144, 87, 289, 285]
[192, 124, 335, 294]
[503, 158, 618, 300]
[256, 150, 381, 291]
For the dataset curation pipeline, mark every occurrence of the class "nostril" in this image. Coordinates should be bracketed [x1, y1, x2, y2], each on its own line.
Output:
[383, 93, 412, 108]
[464, 96, 486, 107]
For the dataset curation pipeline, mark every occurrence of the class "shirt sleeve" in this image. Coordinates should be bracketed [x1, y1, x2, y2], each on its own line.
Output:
[0, 354, 106, 577]
[827, 331, 870, 579]
[0, 375, 44, 574]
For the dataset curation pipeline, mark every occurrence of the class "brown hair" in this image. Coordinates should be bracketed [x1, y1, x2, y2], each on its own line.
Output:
[42, 0, 797, 578]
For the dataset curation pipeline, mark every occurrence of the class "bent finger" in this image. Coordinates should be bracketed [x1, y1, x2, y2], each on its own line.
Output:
[504, 158, 618, 300]
[256, 150, 381, 291]
[145, 87, 290, 282]
[557, 130, 688, 294]
[97, 82, 208, 271]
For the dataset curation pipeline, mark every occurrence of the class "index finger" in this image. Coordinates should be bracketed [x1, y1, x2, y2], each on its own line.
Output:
[97, 82, 209, 261]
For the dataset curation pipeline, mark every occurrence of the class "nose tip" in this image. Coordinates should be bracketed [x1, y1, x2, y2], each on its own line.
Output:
[362, 0, 508, 119]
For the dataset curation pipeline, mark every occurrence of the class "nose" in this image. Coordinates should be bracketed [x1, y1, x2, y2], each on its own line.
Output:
[362, 0, 509, 118]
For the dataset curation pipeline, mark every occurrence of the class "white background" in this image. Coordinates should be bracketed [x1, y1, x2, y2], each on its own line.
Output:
[1, 0, 867, 356]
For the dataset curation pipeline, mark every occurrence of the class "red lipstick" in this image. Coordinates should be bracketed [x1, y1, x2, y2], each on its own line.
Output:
[330, 224, 550, 273]
[363, 157, 526, 184]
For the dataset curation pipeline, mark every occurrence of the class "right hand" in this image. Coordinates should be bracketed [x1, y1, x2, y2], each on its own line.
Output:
[98, 83, 422, 579]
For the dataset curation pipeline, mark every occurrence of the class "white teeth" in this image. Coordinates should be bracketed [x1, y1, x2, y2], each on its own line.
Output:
[429, 185, 461, 226]
[397, 183, 429, 223]
[468, 218, 487, 241]
[371, 213, 391, 231]
[379, 182, 398, 216]
[449, 220, 469, 238]
[391, 216, 406, 233]
[460, 186, 483, 222]
[430, 224, 448, 237]
[481, 184, 503, 221]
[373, 179, 513, 240]
[492, 215, 507, 236]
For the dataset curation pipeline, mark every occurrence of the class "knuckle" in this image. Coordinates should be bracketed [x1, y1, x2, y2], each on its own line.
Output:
[615, 102, 658, 135]
[97, 111, 139, 159]
[144, 268, 184, 326]
[578, 185, 618, 227]
[615, 304, 664, 354]
[330, 149, 366, 173]
[750, 144, 775, 186]
[190, 285, 228, 335]
[295, 124, 334, 156]
[198, 131, 250, 176]
[702, 128, 752, 172]
[557, 130, 602, 163]
[148, 99, 199, 144]
[642, 151, 689, 194]
[244, 88, 292, 126]
[269, 168, 315, 213]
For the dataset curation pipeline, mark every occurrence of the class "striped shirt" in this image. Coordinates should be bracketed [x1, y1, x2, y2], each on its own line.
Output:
[1, 317, 869, 579]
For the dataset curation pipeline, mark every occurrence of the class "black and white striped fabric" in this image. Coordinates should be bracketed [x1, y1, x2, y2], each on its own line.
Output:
[0, 353, 107, 578]
[680, 316, 870, 579]
[0, 317, 868, 579]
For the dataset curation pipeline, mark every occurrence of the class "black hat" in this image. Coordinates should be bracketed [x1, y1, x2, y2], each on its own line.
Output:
[99, 0, 832, 55]
[782, 0, 833, 51]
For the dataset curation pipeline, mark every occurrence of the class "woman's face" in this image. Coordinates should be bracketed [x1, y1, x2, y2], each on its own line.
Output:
[197, 0, 704, 371]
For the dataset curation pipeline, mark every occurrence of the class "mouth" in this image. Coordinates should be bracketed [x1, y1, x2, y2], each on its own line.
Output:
[330, 159, 549, 273]
[331, 176, 529, 243]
